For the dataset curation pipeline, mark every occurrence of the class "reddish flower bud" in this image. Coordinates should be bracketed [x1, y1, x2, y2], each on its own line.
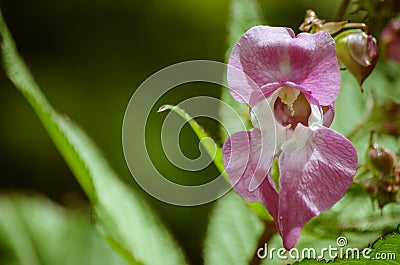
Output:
[366, 181, 378, 195]
[335, 29, 379, 88]
[381, 18, 400, 62]
[367, 143, 395, 174]
[364, 142, 399, 207]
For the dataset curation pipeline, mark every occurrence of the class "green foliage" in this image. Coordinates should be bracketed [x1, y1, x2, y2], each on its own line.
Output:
[226, 0, 265, 56]
[0, 194, 128, 265]
[364, 61, 400, 106]
[203, 192, 266, 265]
[330, 70, 369, 137]
[0, 9, 187, 265]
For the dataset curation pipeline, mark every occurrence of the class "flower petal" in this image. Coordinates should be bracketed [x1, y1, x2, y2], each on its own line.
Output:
[251, 92, 288, 147]
[322, 104, 334, 127]
[228, 26, 340, 106]
[228, 26, 294, 104]
[222, 128, 279, 218]
[290, 31, 340, 105]
[277, 124, 357, 249]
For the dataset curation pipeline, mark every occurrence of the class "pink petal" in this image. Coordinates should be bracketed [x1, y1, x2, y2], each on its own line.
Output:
[228, 26, 340, 106]
[222, 128, 279, 218]
[292, 32, 340, 105]
[322, 104, 335, 127]
[277, 124, 357, 249]
[226, 63, 264, 105]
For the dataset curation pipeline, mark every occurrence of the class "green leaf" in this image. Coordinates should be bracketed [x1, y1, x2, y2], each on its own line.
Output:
[0, 10, 188, 265]
[226, 0, 265, 58]
[158, 104, 225, 174]
[331, 70, 369, 138]
[0, 193, 128, 265]
[203, 192, 266, 265]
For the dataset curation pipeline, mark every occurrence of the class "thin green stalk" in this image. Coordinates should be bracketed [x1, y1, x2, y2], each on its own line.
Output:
[335, 0, 352, 21]
[346, 122, 365, 140]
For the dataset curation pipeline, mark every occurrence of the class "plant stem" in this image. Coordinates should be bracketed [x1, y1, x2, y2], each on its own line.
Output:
[335, 0, 352, 21]
[346, 122, 364, 140]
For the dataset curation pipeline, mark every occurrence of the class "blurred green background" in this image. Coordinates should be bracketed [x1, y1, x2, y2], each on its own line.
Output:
[0, 0, 343, 264]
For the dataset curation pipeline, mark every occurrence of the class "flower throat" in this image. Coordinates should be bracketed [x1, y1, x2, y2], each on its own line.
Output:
[274, 87, 311, 128]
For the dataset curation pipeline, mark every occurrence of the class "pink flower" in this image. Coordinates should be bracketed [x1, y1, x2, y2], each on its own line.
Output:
[381, 18, 400, 62]
[222, 26, 358, 249]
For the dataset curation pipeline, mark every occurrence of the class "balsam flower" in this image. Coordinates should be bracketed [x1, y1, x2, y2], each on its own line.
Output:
[222, 26, 358, 249]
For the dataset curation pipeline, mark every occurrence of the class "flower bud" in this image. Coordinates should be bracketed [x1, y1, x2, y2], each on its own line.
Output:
[381, 18, 400, 62]
[364, 150, 399, 207]
[382, 122, 399, 136]
[367, 143, 395, 174]
[376, 182, 398, 208]
[335, 29, 379, 88]
[366, 181, 378, 195]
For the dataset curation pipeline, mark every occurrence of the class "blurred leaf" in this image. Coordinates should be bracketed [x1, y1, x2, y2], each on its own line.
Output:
[0, 193, 128, 265]
[219, 0, 264, 141]
[331, 71, 369, 137]
[225, 0, 265, 55]
[364, 61, 400, 106]
[203, 192, 266, 265]
[0, 10, 188, 265]
[158, 104, 225, 174]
